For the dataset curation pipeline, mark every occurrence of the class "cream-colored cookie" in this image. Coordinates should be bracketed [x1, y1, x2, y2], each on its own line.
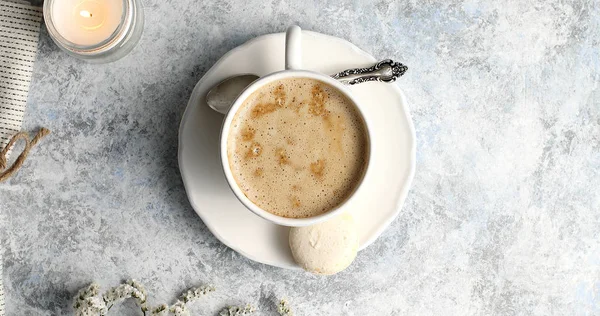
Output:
[289, 213, 359, 275]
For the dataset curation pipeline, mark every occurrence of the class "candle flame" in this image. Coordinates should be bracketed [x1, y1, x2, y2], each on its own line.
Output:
[79, 10, 92, 18]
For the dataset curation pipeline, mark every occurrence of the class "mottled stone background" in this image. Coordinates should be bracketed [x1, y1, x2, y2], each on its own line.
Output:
[1, 0, 599, 315]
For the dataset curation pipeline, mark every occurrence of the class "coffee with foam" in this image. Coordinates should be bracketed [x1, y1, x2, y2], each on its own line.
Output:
[227, 78, 368, 219]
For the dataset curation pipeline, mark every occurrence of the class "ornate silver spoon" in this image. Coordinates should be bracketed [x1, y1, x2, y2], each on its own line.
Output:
[206, 59, 407, 114]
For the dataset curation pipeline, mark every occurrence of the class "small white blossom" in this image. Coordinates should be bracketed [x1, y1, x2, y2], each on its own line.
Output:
[127, 279, 148, 299]
[74, 283, 98, 307]
[148, 304, 169, 316]
[278, 299, 294, 316]
[75, 296, 108, 316]
[73, 283, 108, 316]
[169, 300, 188, 316]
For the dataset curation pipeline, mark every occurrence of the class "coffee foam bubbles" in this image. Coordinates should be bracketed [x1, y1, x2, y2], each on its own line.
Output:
[227, 78, 368, 218]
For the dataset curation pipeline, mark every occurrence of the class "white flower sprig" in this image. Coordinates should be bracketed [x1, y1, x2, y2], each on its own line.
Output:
[179, 286, 215, 304]
[73, 280, 293, 316]
[163, 285, 215, 316]
[219, 304, 255, 316]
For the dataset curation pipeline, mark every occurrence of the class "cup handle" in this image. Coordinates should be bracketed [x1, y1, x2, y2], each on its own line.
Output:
[285, 25, 302, 70]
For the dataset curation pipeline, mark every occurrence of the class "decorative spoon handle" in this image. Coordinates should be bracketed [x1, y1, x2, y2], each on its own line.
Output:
[331, 59, 408, 85]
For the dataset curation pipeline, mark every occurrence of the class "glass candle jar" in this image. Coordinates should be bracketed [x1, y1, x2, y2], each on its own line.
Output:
[43, 0, 144, 63]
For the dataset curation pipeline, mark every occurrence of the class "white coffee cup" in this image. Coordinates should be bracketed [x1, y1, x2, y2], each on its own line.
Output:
[217, 25, 373, 227]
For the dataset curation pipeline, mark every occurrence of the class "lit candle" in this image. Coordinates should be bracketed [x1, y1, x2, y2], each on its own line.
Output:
[51, 0, 124, 46]
[44, 0, 144, 62]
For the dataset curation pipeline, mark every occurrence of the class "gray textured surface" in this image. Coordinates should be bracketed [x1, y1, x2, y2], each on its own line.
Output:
[1, 0, 599, 315]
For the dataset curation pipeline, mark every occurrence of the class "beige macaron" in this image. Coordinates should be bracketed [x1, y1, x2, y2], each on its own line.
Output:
[289, 213, 359, 275]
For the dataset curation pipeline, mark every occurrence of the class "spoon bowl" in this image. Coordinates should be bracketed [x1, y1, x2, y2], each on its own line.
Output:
[206, 74, 259, 114]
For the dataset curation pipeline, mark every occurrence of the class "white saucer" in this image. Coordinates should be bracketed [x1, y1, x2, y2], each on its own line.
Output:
[178, 31, 416, 269]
